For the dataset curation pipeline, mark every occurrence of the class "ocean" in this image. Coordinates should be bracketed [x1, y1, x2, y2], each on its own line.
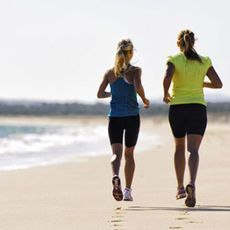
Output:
[0, 117, 160, 171]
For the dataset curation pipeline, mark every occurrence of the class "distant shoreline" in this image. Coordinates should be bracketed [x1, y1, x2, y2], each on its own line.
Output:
[0, 100, 229, 117]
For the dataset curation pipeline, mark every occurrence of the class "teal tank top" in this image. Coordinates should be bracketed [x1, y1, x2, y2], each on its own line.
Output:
[109, 77, 139, 117]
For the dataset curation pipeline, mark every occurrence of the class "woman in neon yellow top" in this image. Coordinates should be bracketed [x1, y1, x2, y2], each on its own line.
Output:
[163, 29, 222, 207]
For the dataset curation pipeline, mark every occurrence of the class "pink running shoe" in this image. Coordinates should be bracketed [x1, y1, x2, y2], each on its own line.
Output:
[176, 187, 186, 200]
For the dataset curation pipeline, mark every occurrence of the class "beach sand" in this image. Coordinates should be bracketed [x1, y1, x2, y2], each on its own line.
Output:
[0, 116, 229, 229]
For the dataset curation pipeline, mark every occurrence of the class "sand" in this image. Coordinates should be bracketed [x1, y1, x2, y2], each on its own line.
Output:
[0, 116, 229, 230]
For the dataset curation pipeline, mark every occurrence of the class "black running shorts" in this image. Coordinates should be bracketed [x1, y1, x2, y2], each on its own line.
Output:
[108, 115, 140, 147]
[169, 104, 207, 138]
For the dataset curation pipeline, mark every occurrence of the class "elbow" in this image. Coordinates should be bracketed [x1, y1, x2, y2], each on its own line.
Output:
[216, 82, 223, 89]
[218, 82, 223, 89]
[97, 92, 102, 98]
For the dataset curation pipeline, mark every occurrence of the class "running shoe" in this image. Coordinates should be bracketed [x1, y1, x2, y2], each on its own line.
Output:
[123, 187, 133, 201]
[185, 184, 196, 207]
[112, 175, 123, 201]
[176, 187, 186, 200]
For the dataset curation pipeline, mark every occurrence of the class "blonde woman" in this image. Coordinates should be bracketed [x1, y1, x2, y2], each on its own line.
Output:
[163, 30, 222, 207]
[97, 39, 149, 201]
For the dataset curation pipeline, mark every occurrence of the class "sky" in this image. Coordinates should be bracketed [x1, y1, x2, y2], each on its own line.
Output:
[0, 0, 229, 103]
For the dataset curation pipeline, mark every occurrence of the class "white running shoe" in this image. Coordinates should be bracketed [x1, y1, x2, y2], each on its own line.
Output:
[123, 188, 133, 201]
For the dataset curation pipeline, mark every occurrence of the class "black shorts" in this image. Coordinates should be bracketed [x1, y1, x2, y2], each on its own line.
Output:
[108, 115, 140, 147]
[169, 104, 207, 138]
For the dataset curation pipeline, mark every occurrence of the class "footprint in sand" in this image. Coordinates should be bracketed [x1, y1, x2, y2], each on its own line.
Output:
[169, 227, 183, 229]
[109, 207, 125, 230]
[176, 217, 188, 220]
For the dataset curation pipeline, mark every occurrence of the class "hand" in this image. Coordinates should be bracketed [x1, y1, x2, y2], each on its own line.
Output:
[163, 93, 172, 104]
[143, 98, 150, 109]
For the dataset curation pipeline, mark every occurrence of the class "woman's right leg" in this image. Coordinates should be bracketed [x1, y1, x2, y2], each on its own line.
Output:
[111, 143, 123, 176]
[108, 117, 124, 201]
[174, 137, 186, 189]
[111, 143, 124, 201]
[108, 117, 124, 176]
[169, 105, 186, 190]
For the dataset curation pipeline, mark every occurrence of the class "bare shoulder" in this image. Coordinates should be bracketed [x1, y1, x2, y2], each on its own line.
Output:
[104, 68, 114, 79]
[127, 65, 141, 74]
[104, 68, 117, 83]
[104, 68, 113, 76]
[130, 65, 142, 77]
[125, 65, 142, 84]
[130, 65, 141, 71]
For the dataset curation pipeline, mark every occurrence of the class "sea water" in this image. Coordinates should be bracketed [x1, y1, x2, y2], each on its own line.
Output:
[0, 120, 160, 171]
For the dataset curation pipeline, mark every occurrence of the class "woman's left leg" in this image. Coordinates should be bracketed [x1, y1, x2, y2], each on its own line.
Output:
[174, 137, 186, 189]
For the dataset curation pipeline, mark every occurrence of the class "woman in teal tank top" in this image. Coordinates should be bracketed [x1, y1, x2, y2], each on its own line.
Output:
[97, 39, 149, 201]
[163, 29, 222, 207]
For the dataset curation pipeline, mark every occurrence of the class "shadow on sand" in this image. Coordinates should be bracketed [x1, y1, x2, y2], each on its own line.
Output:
[124, 205, 230, 212]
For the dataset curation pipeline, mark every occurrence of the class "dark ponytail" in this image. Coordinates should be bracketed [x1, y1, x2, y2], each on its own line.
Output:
[177, 30, 202, 63]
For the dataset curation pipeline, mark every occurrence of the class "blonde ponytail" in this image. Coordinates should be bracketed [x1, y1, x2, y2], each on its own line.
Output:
[114, 48, 127, 77]
[113, 39, 134, 77]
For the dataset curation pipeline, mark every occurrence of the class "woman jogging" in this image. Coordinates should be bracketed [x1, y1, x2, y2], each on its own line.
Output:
[97, 39, 149, 201]
[163, 29, 222, 207]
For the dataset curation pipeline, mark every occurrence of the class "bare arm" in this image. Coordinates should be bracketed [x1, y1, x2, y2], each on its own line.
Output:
[163, 62, 175, 104]
[133, 68, 150, 108]
[97, 72, 111, 98]
[204, 66, 223, 89]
